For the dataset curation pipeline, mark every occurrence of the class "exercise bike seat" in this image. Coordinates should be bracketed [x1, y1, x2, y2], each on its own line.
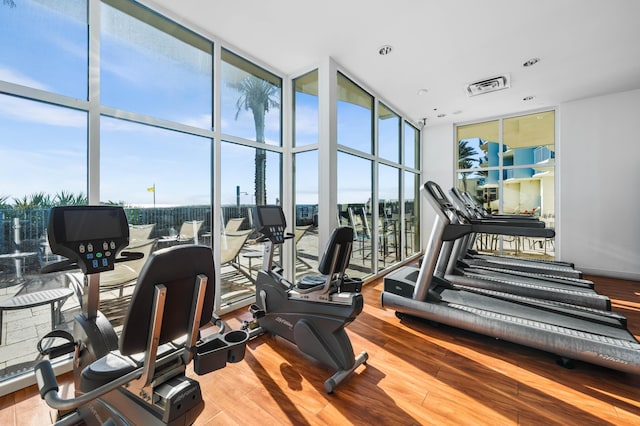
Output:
[80, 343, 177, 391]
[296, 226, 353, 292]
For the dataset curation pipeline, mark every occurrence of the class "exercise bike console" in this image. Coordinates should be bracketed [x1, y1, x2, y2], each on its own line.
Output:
[253, 205, 288, 244]
[48, 205, 130, 274]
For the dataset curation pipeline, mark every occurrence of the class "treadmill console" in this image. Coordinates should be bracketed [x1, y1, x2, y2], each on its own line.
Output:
[252, 205, 287, 244]
[48, 206, 129, 274]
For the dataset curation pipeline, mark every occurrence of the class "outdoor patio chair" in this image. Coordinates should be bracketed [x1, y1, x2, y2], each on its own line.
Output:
[220, 230, 253, 281]
[224, 218, 246, 234]
[161, 220, 204, 245]
[128, 224, 155, 242]
[348, 207, 371, 259]
[294, 225, 313, 269]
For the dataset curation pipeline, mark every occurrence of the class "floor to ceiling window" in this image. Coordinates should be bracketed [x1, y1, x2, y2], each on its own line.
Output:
[219, 49, 282, 307]
[0, 0, 89, 383]
[293, 70, 319, 278]
[0, 0, 88, 99]
[336, 73, 421, 276]
[98, 0, 214, 329]
[456, 111, 555, 259]
[337, 74, 374, 275]
[0, 0, 419, 390]
[404, 123, 421, 258]
[0, 0, 218, 386]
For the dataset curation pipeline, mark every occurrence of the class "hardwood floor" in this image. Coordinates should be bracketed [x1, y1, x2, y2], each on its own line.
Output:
[1, 274, 639, 425]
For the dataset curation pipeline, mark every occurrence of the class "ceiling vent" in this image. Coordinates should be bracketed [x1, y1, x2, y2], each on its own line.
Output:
[465, 74, 510, 97]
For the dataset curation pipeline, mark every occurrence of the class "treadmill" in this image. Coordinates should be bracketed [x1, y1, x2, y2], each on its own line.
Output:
[381, 181, 640, 375]
[439, 190, 609, 310]
[451, 188, 581, 276]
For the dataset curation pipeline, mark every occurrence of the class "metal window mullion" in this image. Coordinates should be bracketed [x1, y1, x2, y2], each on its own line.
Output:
[99, 106, 215, 139]
[212, 41, 223, 312]
[281, 75, 294, 280]
[497, 118, 504, 253]
[87, 0, 101, 205]
[372, 100, 380, 273]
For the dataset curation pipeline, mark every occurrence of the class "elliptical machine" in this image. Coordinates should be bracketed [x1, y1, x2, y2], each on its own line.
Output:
[35, 205, 248, 425]
[244, 205, 368, 393]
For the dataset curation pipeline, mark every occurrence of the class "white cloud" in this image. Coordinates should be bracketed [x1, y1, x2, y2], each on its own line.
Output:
[0, 95, 85, 127]
[182, 114, 213, 129]
[0, 67, 49, 91]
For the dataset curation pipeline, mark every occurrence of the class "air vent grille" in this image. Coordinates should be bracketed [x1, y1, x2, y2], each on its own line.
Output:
[466, 74, 510, 97]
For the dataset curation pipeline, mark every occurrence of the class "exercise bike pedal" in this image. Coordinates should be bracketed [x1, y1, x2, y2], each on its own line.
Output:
[37, 329, 79, 360]
[249, 303, 266, 319]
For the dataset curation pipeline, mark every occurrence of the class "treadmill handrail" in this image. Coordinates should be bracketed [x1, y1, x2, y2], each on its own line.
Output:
[470, 223, 555, 238]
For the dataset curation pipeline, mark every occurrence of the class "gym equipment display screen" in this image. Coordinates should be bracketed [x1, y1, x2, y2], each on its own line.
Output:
[63, 208, 124, 242]
[255, 206, 286, 227]
[48, 206, 129, 274]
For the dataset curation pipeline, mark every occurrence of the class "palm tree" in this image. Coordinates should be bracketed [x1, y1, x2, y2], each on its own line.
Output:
[229, 76, 280, 206]
[0, 195, 10, 209]
[458, 139, 478, 192]
[53, 190, 86, 206]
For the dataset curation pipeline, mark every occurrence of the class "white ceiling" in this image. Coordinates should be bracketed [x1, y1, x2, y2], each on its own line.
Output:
[142, 0, 640, 127]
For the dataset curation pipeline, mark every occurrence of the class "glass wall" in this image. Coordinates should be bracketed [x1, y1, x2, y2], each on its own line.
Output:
[337, 73, 373, 154]
[0, 0, 89, 382]
[293, 70, 319, 147]
[293, 71, 320, 278]
[378, 164, 400, 269]
[219, 49, 283, 306]
[0, 0, 88, 99]
[0, 0, 219, 385]
[336, 73, 420, 275]
[294, 150, 319, 278]
[404, 122, 420, 169]
[404, 171, 420, 257]
[403, 123, 420, 259]
[101, 1, 212, 126]
[219, 142, 281, 307]
[337, 152, 373, 275]
[0, 0, 419, 388]
[378, 102, 400, 162]
[221, 49, 282, 146]
[456, 111, 555, 258]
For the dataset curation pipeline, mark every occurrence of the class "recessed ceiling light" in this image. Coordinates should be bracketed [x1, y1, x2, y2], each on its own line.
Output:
[523, 58, 540, 67]
[378, 45, 393, 56]
[417, 88, 429, 95]
[437, 113, 446, 118]
[523, 95, 535, 101]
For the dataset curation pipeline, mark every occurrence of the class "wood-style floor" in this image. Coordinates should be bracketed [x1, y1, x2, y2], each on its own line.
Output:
[1, 274, 639, 425]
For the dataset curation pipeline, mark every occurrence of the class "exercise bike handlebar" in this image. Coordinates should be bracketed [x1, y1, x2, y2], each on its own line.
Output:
[257, 232, 294, 244]
[34, 360, 143, 412]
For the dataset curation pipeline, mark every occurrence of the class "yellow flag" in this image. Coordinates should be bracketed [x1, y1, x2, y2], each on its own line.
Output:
[147, 186, 155, 192]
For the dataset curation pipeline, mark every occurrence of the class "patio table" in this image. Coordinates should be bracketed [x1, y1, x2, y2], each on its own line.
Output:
[0, 287, 74, 345]
[0, 251, 38, 280]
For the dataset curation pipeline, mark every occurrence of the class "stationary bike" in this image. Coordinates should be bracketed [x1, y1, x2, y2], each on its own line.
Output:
[244, 205, 368, 393]
[35, 205, 248, 425]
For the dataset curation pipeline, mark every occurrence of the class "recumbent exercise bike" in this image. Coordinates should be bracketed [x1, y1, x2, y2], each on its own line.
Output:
[244, 205, 368, 393]
[34, 206, 248, 425]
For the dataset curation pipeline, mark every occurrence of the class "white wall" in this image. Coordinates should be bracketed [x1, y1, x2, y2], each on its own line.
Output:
[422, 123, 455, 249]
[559, 89, 640, 280]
